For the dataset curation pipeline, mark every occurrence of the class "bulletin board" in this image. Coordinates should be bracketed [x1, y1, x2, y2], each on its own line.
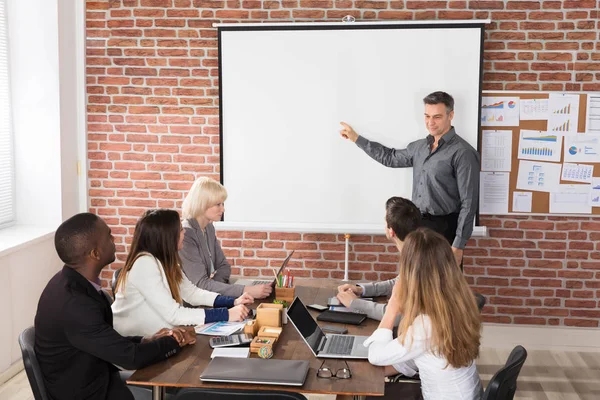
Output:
[479, 91, 600, 216]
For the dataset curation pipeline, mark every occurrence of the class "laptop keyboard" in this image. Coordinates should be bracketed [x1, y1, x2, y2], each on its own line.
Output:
[326, 335, 355, 355]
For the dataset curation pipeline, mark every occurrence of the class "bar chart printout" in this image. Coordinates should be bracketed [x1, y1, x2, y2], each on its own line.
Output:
[517, 130, 562, 162]
[548, 93, 579, 134]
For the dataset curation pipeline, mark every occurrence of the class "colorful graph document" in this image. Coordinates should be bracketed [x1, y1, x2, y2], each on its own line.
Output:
[587, 94, 600, 134]
[590, 178, 600, 207]
[520, 98, 549, 121]
[516, 160, 561, 193]
[512, 191, 532, 213]
[481, 96, 520, 127]
[480, 172, 509, 214]
[517, 130, 562, 162]
[549, 184, 591, 214]
[548, 93, 579, 134]
[561, 163, 594, 184]
[563, 135, 600, 163]
[195, 321, 247, 336]
[482, 130, 512, 172]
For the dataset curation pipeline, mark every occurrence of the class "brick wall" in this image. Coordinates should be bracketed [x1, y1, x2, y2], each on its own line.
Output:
[86, 0, 600, 327]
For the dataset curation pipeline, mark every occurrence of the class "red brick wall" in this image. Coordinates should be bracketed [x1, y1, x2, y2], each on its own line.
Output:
[86, 0, 600, 327]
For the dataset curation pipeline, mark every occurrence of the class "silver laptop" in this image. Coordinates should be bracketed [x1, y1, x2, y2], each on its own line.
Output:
[287, 297, 369, 359]
[200, 357, 309, 386]
[235, 250, 294, 286]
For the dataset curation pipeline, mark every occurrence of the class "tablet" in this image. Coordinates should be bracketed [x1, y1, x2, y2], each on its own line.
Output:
[316, 310, 367, 325]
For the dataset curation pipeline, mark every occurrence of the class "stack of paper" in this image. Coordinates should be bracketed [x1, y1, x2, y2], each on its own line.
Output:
[211, 347, 249, 359]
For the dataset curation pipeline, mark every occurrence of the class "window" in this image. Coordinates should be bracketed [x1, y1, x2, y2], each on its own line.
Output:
[0, 0, 14, 228]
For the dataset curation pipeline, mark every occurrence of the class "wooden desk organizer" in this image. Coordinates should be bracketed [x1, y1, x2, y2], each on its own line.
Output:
[250, 336, 276, 354]
[274, 285, 295, 303]
[243, 320, 259, 337]
[256, 303, 283, 328]
[258, 326, 282, 339]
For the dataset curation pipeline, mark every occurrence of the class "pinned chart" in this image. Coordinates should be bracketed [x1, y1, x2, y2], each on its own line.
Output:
[563, 135, 600, 163]
[517, 130, 561, 162]
[516, 160, 561, 193]
[481, 97, 520, 126]
[548, 93, 579, 134]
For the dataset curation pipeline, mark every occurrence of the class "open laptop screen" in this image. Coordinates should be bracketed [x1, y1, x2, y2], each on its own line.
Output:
[287, 297, 326, 356]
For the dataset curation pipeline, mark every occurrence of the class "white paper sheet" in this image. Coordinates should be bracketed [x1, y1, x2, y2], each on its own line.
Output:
[481, 96, 520, 126]
[481, 130, 512, 171]
[520, 98, 549, 120]
[549, 184, 591, 214]
[548, 93, 580, 134]
[561, 163, 594, 183]
[211, 347, 250, 359]
[563, 134, 600, 163]
[590, 178, 600, 207]
[587, 94, 600, 134]
[516, 160, 561, 193]
[517, 130, 562, 162]
[512, 191, 532, 213]
[480, 172, 509, 214]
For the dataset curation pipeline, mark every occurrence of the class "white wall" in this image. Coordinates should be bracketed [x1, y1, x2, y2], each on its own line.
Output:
[0, 236, 62, 374]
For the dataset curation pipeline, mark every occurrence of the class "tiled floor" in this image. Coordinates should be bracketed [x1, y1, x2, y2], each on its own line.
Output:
[3, 347, 600, 400]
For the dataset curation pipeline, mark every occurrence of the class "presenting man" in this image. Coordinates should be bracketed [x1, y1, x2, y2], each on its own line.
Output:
[340, 91, 480, 265]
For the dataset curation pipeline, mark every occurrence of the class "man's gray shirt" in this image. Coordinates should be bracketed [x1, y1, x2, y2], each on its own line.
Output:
[355, 127, 480, 249]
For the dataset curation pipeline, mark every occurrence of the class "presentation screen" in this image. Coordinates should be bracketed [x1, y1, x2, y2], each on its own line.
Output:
[218, 22, 484, 233]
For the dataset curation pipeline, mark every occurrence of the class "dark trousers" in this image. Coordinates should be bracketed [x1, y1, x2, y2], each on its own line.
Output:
[420, 212, 462, 270]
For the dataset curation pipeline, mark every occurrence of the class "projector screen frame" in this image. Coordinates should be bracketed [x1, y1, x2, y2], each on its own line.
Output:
[216, 21, 487, 236]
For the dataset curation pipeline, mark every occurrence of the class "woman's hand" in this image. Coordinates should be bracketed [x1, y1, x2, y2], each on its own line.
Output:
[228, 304, 250, 321]
[234, 292, 254, 306]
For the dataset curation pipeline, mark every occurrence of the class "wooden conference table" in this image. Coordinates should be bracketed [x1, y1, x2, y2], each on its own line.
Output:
[127, 278, 386, 400]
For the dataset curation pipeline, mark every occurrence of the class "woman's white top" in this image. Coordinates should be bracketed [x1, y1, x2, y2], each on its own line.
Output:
[364, 315, 483, 400]
[112, 254, 220, 337]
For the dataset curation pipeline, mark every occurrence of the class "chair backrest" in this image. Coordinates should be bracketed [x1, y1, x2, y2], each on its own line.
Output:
[475, 293, 486, 313]
[173, 388, 307, 400]
[111, 268, 122, 298]
[482, 345, 528, 400]
[18, 326, 50, 400]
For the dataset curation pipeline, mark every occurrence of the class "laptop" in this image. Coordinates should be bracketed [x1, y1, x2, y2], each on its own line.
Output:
[200, 357, 309, 386]
[235, 250, 295, 286]
[287, 297, 369, 359]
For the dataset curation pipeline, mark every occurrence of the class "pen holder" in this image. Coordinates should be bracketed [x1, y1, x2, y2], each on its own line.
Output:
[274, 285, 295, 304]
[256, 303, 283, 328]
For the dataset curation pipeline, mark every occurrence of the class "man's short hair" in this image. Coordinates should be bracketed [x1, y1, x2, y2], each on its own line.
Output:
[423, 91, 454, 113]
[385, 197, 422, 241]
[54, 213, 101, 266]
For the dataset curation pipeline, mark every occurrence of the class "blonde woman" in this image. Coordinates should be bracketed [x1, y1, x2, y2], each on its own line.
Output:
[180, 177, 272, 299]
[365, 227, 483, 400]
[112, 209, 253, 338]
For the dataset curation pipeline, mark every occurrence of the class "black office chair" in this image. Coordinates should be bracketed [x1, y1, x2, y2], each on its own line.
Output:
[172, 388, 307, 399]
[18, 326, 49, 400]
[112, 268, 122, 298]
[475, 293, 486, 313]
[482, 345, 528, 400]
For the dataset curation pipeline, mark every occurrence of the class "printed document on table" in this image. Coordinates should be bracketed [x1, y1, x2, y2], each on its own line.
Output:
[561, 163, 593, 183]
[512, 192, 532, 213]
[520, 98, 549, 120]
[590, 178, 600, 207]
[480, 172, 509, 214]
[563, 135, 600, 163]
[481, 96, 520, 126]
[549, 184, 591, 214]
[517, 130, 562, 162]
[211, 347, 250, 359]
[482, 130, 512, 171]
[548, 93, 579, 135]
[195, 321, 247, 336]
[516, 160, 561, 193]
[587, 94, 600, 135]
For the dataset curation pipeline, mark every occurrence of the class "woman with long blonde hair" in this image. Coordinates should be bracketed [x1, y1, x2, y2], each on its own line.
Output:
[365, 227, 483, 399]
[112, 209, 253, 338]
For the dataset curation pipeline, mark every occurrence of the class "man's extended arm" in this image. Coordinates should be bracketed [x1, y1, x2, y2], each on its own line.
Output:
[355, 136, 414, 168]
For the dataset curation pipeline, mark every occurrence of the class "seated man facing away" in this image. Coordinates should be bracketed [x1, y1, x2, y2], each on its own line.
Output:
[337, 197, 421, 320]
[34, 212, 194, 400]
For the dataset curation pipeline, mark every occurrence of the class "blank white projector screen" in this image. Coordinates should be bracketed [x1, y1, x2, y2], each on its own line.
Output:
[219, 22, 484, 234]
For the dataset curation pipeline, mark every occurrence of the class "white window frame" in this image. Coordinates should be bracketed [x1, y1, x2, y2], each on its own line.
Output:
[0, 0, 15, 229]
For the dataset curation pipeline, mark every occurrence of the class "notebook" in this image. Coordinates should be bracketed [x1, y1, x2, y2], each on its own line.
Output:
[235, 250, 295, 286]
[210, 347, 249, 359]
[200, 357, 309, 386]
[287, 297, 369, 359]
[317, 310, 367, 325]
